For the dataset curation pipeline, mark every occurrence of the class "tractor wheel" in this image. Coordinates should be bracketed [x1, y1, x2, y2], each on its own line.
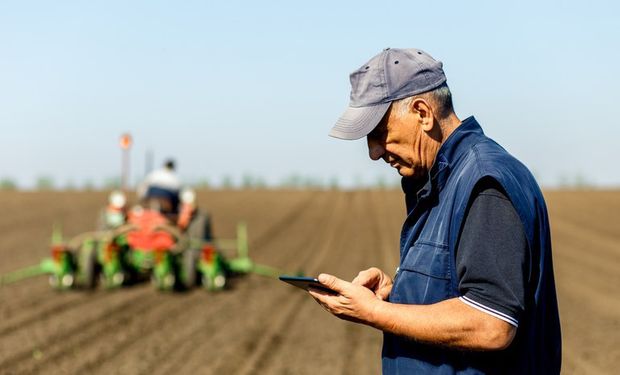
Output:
[189, 212, 213, 241]
[80, 248, 98, 289]
[180, 249, 199, 289]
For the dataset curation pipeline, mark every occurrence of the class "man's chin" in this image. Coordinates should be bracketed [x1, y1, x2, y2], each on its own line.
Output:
[397, 167, 426, 182]
[396, 167, 414, 178]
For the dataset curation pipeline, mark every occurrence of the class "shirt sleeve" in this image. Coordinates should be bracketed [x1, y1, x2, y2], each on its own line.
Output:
[456, 179, 528, 327]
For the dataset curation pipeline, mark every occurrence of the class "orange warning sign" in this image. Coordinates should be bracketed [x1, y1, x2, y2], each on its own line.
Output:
[119, 133, 132, 150]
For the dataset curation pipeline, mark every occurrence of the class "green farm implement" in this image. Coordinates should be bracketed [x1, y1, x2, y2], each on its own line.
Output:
[0, 190, 290, 292]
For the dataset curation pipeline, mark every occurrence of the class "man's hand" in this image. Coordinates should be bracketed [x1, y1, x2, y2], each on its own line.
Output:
[351, 267, 393, 301]
[309, 273, 516, 351]
[308, 273, 384, 325]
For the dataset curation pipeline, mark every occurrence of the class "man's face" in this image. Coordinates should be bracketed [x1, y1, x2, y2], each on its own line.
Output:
[366, 103, 428, 179]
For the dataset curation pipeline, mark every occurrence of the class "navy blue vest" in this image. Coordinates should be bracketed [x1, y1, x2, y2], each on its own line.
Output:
[382, 117, 561, 374]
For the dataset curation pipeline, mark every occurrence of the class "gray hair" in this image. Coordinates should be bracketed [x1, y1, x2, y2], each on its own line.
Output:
[394, 82, 454, 120]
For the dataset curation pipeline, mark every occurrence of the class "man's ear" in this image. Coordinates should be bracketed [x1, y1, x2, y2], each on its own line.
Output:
[411, 98, 435, 132]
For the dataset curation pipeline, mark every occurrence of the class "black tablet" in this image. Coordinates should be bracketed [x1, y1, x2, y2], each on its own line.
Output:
[279, 275, 336, 294]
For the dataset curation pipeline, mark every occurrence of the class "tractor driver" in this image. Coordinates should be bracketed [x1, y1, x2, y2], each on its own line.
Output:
[137, 159, 182, 216]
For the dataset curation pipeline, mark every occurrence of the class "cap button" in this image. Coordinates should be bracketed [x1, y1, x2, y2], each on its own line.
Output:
[384, 47, 390, 51]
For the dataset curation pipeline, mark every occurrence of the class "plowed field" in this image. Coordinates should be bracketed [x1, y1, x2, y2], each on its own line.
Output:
[0, 190, 618, 374]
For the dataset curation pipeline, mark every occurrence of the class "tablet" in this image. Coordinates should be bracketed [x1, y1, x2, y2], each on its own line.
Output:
[279, 275, 336, 294]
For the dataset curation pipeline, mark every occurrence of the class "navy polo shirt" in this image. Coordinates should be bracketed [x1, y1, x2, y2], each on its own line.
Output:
[457, 178, 527, 330]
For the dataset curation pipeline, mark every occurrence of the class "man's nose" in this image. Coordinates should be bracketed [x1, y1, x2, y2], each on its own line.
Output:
[367, 138, 385, 161]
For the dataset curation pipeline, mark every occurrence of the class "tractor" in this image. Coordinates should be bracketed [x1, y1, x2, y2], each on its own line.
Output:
[5, 189, 239, 291]
[1, 189, 288, 291]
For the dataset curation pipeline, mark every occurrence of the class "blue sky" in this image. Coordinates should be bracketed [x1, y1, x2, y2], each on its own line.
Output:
[1, 1, 618, 188]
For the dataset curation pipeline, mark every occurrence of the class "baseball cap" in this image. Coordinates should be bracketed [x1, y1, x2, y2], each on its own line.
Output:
[330, 48, 446, 140]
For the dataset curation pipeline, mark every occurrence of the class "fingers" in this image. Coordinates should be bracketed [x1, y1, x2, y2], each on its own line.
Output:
[308, 287, 341, 311]
[352, 270, 374, 286]
[352, 267, 383, 287]
[308, 288, 331, 303]
[318, 273, 348, 293]
[309, 280, 380, 325]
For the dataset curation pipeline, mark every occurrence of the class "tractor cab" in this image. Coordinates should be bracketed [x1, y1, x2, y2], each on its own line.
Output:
[141, 186, 180, 221]
[139, 187, 200, 232]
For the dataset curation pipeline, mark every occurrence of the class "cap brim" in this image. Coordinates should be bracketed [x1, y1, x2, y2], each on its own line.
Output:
[329, 102, 391, 140]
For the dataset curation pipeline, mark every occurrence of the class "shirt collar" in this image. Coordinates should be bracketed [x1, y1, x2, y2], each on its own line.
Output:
[434, 116, 484, 170]
[401, 116, 484, 203]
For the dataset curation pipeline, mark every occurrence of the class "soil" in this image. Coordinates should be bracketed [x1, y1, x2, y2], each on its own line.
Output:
[0, 189, 618, 374]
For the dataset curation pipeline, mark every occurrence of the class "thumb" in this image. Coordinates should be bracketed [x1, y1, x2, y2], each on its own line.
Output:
[318, 273, 347, 293]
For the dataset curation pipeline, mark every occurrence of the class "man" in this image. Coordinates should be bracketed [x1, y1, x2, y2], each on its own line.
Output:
[137, 159, 182, 214]
[309, 48, 561, 374]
